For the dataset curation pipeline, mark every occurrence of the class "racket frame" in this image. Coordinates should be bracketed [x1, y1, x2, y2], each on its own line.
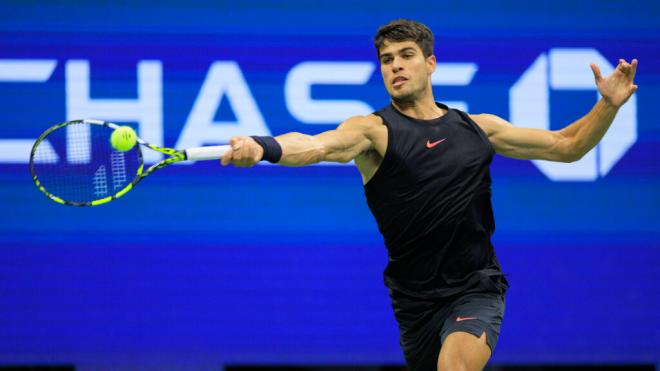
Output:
[30, 119, 190, 206]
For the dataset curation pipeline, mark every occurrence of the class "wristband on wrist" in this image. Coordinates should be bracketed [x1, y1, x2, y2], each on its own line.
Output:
[250, 136, 282, 163]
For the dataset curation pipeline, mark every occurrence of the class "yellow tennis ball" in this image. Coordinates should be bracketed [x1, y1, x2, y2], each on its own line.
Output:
[110, 126, 137, 152]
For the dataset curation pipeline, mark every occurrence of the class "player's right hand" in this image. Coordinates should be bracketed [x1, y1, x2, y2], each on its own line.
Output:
[221, 136, 264, 167]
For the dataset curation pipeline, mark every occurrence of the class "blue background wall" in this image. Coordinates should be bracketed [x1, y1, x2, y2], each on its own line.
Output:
[1, 1, 659, 369]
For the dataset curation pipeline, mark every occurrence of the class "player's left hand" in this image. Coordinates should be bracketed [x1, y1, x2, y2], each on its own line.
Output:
[591, 58, 638, 108]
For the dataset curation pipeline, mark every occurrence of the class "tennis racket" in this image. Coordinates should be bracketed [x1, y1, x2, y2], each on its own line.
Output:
[30, 119, 229, 206]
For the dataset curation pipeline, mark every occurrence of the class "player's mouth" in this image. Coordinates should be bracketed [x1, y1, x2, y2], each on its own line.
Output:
[392, 76, 408, 87]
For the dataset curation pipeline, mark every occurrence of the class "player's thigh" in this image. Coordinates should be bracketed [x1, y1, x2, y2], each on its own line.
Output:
[437, 330, 491, 371]
[436, 290, 505, 370]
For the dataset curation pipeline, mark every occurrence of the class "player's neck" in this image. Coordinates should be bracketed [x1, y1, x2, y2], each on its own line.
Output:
[391, 93, 445, 120]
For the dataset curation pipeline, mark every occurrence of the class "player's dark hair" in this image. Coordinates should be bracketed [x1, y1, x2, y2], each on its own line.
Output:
[374, 19, 434, 58]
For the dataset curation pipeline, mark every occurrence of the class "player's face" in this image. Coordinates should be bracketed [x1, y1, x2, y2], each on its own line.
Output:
[379, 40, 436, 103]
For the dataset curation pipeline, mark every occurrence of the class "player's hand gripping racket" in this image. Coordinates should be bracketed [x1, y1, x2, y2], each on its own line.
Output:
[30, 119, 229, 206]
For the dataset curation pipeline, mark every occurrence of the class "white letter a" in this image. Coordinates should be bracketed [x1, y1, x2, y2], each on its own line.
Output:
[176, 62, 269, 151]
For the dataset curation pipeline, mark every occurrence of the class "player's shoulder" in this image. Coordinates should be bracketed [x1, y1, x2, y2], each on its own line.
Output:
[468, 113, 512, 136]
[469, 113, 511, 125]
[338, 115, 386, 148]
[338, 114, 385, 133]
[342, 114, 383, 126]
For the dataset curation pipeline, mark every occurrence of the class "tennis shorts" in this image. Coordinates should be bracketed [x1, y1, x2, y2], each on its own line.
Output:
[392, 289, 506, 371]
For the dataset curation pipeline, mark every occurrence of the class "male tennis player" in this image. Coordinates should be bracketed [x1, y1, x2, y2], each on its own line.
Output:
[220, 19, 638, 371]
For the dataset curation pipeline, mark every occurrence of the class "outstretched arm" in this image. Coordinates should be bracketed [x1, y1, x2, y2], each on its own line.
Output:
[220, 115, 375, 167]
[472, 58, 638, 162]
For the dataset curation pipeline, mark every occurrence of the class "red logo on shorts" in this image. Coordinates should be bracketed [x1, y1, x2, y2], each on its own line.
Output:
[456, 316, 477, 322]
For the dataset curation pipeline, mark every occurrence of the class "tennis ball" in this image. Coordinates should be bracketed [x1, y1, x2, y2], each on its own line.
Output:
[110, 126, 137, 152]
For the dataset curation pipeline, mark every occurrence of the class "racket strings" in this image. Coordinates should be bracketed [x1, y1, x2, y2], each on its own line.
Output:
[33, 131, 61, 164]
[67, 124, 92, 164]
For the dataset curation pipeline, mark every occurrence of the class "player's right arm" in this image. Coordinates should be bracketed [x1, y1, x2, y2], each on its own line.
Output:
[220, 115, 377, 167]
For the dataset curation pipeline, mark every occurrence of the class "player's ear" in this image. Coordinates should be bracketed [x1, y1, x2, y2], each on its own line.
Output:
[426, 54, 437, 75]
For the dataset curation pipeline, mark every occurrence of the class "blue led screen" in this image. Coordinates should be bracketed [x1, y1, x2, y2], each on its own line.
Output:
[1, 1, 659, 368]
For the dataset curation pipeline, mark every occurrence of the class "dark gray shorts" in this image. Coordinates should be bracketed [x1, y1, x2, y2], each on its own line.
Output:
[394, 290, 506, 370]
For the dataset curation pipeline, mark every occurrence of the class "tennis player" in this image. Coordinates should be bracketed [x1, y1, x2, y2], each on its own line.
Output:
[220, 19, 638, 371]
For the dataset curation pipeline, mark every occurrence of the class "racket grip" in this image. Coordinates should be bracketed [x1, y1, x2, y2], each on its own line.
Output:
[185, 145, 230, 161]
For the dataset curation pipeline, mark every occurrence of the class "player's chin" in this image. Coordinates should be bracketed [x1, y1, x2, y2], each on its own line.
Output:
[385, 84, 405, 97]
[390, 91, 415, 104]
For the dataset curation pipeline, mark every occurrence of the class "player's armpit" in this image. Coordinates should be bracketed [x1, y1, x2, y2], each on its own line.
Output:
[470, 114, 576, 162]
[276, 115, 376, 166]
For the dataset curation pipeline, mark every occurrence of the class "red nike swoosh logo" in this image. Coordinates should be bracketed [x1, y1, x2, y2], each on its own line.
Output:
[456, 316, 477, 322]
[426, 138, 447, 148]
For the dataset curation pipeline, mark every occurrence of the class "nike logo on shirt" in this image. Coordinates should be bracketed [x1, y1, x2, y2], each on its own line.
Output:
[456, 316, 477, 322]
[426, 138, 447, 148]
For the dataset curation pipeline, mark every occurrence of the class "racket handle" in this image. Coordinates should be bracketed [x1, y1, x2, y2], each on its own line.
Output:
[185, 145, 230, 161]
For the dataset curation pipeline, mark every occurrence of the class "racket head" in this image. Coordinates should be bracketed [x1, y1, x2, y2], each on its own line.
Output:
[30, 120, 144, 206]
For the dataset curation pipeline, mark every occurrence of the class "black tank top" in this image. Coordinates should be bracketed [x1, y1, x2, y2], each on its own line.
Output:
[365, 103, 508, 300]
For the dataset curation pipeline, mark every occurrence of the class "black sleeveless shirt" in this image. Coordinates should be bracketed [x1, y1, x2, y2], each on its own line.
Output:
[365, 103, 508, 300]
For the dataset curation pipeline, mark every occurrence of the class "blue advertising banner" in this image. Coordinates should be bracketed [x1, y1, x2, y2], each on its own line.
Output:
[1, 1, 659, 368]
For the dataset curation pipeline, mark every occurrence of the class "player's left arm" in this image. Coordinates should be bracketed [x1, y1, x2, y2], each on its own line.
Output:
[471, 58, 638, 162]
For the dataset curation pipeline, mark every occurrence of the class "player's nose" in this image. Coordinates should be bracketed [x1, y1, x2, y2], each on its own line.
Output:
[391, 60, 403, 73]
